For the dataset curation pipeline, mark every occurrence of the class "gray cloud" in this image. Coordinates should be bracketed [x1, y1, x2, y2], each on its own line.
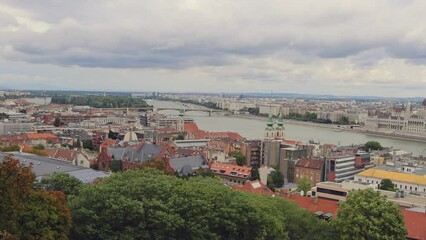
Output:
[0, 0, 425, 96]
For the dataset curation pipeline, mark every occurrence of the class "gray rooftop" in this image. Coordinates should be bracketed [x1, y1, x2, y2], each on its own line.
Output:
[0, 152, 109, 183]
[169, 155, 208, 175]
[107, 143, 162, 163]
[174, 139, 209, 148]
[373, 161, 426, 176]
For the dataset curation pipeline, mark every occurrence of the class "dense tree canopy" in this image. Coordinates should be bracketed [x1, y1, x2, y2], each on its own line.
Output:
[136, 158, 175, 175]
[69, 169, 333, 240]
[51, 95, 150, 108]
[0, 145, 20, 152]
[297, 177, 312, 196]
[333, 189, 407, 240]
[364, 141, 383, 151]
[230, 151, 246, 166]
[35, 172, 84, 196]
[267, 169, 285, 190]
[379, 179, 397, 191]
[0, 156, 72, 239]
[250, 167, 260, 181]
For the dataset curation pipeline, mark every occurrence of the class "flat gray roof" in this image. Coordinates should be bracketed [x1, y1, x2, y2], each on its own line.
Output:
[0, 152, 109, 183]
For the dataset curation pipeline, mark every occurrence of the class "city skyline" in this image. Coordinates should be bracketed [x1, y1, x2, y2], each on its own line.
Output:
[1, 1, 426, 97]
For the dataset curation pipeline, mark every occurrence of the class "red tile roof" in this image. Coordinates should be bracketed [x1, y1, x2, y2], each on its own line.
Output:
[45, 148, 79, 162]
[184, 122, 244, 141]
[184, 123, 200, 132]
[26, 133, 57, 140]
[102, 139, 118, 147]
[286, 195, 425, 239]
[284, 194, 339, 217]
[283, 139, 303, 145]
[296, 158, 323, 170]
[210, 163, 251, 178]
[207, 140, 228, 149]
[233, 180, 275, 196]
[402, 209, 426, 240]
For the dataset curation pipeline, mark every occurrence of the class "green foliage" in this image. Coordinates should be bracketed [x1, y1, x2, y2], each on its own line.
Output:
[267, 169, 284, 190]
[364, 141, 383, 151]
[109, 160, 122, 173]
[249, 167, 260, 181]
[333, 189, 407, 240]
[198, 168, 216, 178]
[176, 135, 185, 140]
[74, 139, 82, 149]
[81, 139, 94, 151]
[338, 116, 350, 125]
[0, 156, 72, 239]
[35, 172, 83, 196]
[230, 151, 245, 166]
[303, 112, 318, 121]
[379, 179, 396, 191]
[33, 144, 45, 150]
[136, 159, 175, 176]
[0, 145, 20, 152]
[284, 112, 321, 123]
[51, 95, 150, 108]
[0, 112, 9, 119]
[108, 129, 118, 140]
[297, 177, 312, 196]
[69, 169, 331, 240]
[246, 107, 260, 115]
[54, 117, 61, 127]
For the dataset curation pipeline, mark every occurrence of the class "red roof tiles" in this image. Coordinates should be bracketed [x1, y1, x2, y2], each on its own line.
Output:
[184, 123, 200, 132]
[296, 158, 323, 170]
[210, 163, 251, 178]
[26, 133, 57, 140]
[402, 209, 426, 240]
[284, 194, 339, 217]
[233, 180, 275, 196]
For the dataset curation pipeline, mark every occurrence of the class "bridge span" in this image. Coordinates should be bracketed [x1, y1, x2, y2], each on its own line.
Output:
[96, 106, 229, 116]
[155, 107, 229, 116]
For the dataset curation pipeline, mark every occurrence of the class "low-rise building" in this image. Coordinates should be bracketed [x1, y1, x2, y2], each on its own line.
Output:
[294, 158, 324, 186]
[324, 150, 373, 183]
[355, 168, 426, 194]
[0, 121, 33, 135]
[169, 155, 209, 175]
[210, 162, 252, 186]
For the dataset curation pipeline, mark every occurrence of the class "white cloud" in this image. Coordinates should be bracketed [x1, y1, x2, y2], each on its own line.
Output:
[0, 0, 425, 96]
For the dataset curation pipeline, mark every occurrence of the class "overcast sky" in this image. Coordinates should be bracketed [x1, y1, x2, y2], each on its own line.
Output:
[0, 0, 426, 97]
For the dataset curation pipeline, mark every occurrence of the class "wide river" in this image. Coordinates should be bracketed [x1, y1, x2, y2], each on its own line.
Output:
[147, 100, 426, 156]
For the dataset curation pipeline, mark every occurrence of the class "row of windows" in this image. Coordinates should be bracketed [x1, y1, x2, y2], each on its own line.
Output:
[364, 178, 425, 192]
[317, 187, 347, 196]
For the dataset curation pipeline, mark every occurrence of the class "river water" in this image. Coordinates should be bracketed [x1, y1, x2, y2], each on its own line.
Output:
[148, 100, 426, 156]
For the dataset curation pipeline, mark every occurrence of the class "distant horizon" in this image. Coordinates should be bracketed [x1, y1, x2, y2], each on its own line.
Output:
[3, 88, 425, 101]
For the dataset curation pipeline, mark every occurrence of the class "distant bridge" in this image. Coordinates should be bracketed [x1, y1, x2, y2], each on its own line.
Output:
[155, 107, 230, 116]
[97, 106, 230, 116]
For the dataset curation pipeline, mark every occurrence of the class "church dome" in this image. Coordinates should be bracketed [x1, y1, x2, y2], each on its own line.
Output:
[423, 98, 426, 106]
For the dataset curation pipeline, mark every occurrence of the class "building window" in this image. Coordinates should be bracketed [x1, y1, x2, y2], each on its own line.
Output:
[410, 186, 412, 190]
[405, 186, 407, 189]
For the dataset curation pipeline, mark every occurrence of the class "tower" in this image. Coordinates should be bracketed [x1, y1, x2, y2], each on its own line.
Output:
[264, 113, 275, 139]
[405, 101, 412, 118]
[177, 110, 185, 132]
[275, 112, 285, 140]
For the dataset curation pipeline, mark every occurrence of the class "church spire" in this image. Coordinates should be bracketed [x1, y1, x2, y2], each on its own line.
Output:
[276, 112, 284, 129]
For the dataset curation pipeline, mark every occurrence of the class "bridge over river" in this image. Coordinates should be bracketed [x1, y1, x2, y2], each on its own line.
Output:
[100, 106, 230, 116]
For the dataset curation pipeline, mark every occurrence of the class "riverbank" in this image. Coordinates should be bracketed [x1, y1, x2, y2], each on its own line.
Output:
[225, 114, 426, 143]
